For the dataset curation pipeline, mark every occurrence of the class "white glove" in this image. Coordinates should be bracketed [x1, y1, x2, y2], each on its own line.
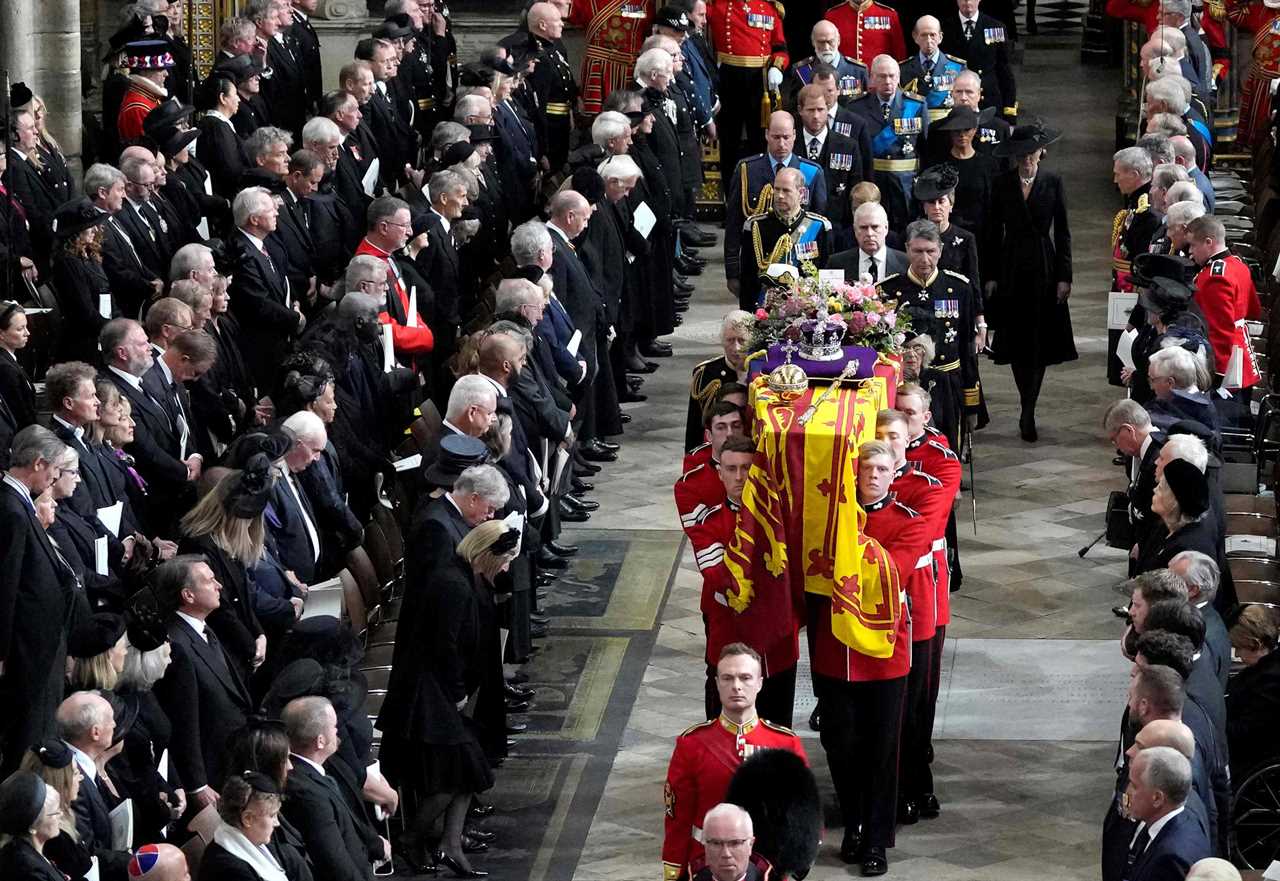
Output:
[767, 67, 784, 90]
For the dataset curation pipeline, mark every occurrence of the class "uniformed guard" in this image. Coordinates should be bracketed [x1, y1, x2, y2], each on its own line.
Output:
[736, 167, 833, 310]
[1111, 146, 1161, 296]
[898, 16, 968, 123]
[723, 112, 829, 300]
[877, 219, 980, 447]
[570, 0, 654, 115]
[1187, 214, 1263, 380]
[824, 0, 907, 66]
[784, 20, 869, 109]
[941, 0, 1018, 122]
[511, 2, 580, 173]
[118, 40, 176, 144]
[662, 644, 807, 881]
[849, 55, 928, 232]
[706, 0, 790, 185]
[809, 439, 919, 877]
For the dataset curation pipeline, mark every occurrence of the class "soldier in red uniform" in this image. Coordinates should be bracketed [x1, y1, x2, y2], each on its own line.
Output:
[707, 0, 790, 189]
[1187, 215, 1263, 378]
[662, 644, 807, 881]
[117, 40, 176, 144]
[680, 400, 745, 475]
[808, 439, 921, 877]
[824, 0, 907, 67]
[570, 0, 654, 114]
[1226, 0, 1280, 147]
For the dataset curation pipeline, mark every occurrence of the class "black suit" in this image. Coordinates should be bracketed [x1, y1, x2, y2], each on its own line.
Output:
[197, 115, 249, 200]
[414, 211, 462, 327]
[177, 533, 264, 679]
[275, 191, 317, 299]
[100, 212, 161, 318]
[802, 128, 864, 230]
[153, 616, 252, 791]
[290, 10, 324, 111]
[826, 247, 909, 283]
[829, 110, 875, 184]
[547, 229, 603, 385]
[3, 152, 59, 271]
[307, 184, 360, 284]
[0, 348, 36, 430]
[410, 494, 471, 583]
[231, 95, 272, 138]
[0, 480, 87, 774]
[362, 88, 412, 189]
[115, 199, 172, 281]
[51, 254, 116, 363]
[228, 229, 302, 389]
[262, 35, 307, 138]
[940, 13, 1017, 116]
[1127, 808, 1211, 881]
[105, 367, 190, 534]
[267, 470, 323, 585]
[1227, 648, 1280, 778]
[283, 759, 377, 881]
[70, 768, 131, 880]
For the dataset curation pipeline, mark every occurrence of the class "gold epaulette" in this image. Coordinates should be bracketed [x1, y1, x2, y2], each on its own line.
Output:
[772, 0, 786, 19]
[1111, 208, 1127, 249]
[942, 268, 970, 283]
[760, 719, 798, 735]
[878, 272, 901, 285]
[951, 55, 967, 65]
[679, 718, 716, 736]
[1137, 193, 1149, 212]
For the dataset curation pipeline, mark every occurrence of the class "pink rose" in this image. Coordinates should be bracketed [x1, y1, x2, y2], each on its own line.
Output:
[755, 308, 768, 320]
[865, 312, 880, 326]
[883, 311, 896, 326]
[848, 312, 868, 332]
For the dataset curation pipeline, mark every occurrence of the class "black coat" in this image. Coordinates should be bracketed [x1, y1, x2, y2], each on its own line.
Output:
[197, 115, 250, 200]
[109, 689, 177, 842]
[939, 11, 1017, 115]
[70, 771, 131, 879]
[0, 479, 87, 769]
[939, 223, 983, 302]
[266, 471, 323, 585]
[274, 191, 317, 300]
[3, 152, 59, 270]
[0, 840, 68, 881]
[414, 212, 462, 327]
[290, 11, 324, 110]
[51, 253, 116, 363]
[642, 87, 688, 217]
[0, 347, 36, 429]
[547, 230, 603, 382]
[1227, 649, 1280, 778]
[49, 505, 125, 609]
[307, 184, 361, 284]
[114, 199, 172, 281]
[262, 35, 307, 137]
[199, 838, 312, 881]
[199, 313, 258, 443]
[152, 615, 253, 791]
[1127, 808, 1211, 881]
[100, 213, 161, 319]
[177, 533, 265, 679]
[282, 759, 377, 881]
[104, 368, 191, 534]
[228, 229, 303, 389]
[984, 169, 1076, 367]
[810, 128, 864, 231]
[1136, 515, 1223, 579]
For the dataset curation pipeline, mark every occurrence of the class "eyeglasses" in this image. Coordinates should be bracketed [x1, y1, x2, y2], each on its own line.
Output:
[384, 220, 413, 231]
[705, 838, 750, 850]
[128, 179, 158, 190]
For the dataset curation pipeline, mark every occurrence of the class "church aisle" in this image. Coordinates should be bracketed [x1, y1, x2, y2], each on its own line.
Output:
[530, 43, 1132, 881]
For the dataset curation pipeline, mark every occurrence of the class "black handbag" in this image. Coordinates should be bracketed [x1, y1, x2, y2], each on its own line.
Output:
[1105, 490, 1134, 550]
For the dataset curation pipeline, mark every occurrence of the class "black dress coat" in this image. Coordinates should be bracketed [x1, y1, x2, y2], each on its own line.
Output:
[198, 837, 312, 881]
[228, 229, 303, 389]
[548, 229, 603, 385]
[628, 138, 676, 338]
[0, 347, 37, 429]
[262, 35, 307, 138]
[281, 759, 377, 881]
[983, 168, 1076, 368]
[1226, 649, 1280, 778]
[70, 770, 131, 879]
[49, 504, 126, 609]
[109, 688, 178, 842]
[1136, 515, 1223, 577]
[642, 87, 688, 217]
[0, 479, 87, 771]
[177, 532, 266, 679]
[4, 152, 59, 271]
[197, 115, 250, 200]
[100, 213, 162, 319]
[0, 840, 70, 881]
[51, 253, 116, 364]
[104, 369, 191, 534]
[152, 615, 253, 792]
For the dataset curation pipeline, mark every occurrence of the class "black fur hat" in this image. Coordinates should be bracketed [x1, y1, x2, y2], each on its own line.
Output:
[724, 747, 822, 880]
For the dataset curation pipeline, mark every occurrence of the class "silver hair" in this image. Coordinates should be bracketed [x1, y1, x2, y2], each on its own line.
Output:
[1158, 336, 1211, 388]
[283, 695, 334, 747]
[446, 375, 498, 422]
[233, 187, 275, 228]
[702, 803, 754, 837]
[591, 111, 631, 147]
[634, 47, 673, 81]
[1137, 134, 1175, 165]
[511, 220, 552, 266]
[1146, 77, 1190, 113]
[905, 218, 942, 245]
[597, 154, 643, 181]
[1165, 200, 1205, 227]
[1148, 25, 1187, 54]
[1146, 112, 1188, 138]
[1114, 146, 1153, 180]
[454, 94, 490, 123]
[494, 279, 540, 314]
[169, 243, 214, 282]
[1148, 345, 1197, 388]
[55, 691, 111, 744]
[219, 17, 256, 47]
[10, 425, 68, 470]
[282, 409, 327, 443]
[1169, 550, 1219, 604]
[1162, 432, 1209, 472]
[1102, 399, 1152, 432]
[1185, 858, 1245, 881]
[1162, 0, 1192, 18]
[721, 309, 753, 337]
[454, 464, 511, 506]
[119, 640, 172, 691]
[245, 126, 293, 164]
[489, 320, 533, 352]
[302, 116, 342, 146]
[84, 163, 125, 198]
[1134, 745, 1192, 804]
[1166, 180, 1203, 207]
[1152, 163, 1189, 190]
[431, 121, 472, 154]
[428, 169, 467, 203]
[854, 201, 889, 226]
[345, 254, 386, 289]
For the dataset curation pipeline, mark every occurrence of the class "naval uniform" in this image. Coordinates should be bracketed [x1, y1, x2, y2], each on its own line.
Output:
[685, 356, 739, 452]
[877, 268, 979, 450]
[940, 12, 1018, 120]
[662, 714, 807, 881]
[737, 209, 833, 310]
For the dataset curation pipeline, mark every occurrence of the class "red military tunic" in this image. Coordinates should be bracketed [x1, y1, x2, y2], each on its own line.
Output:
[1227, 0, 1280, 147]
[1193, 249, 1263, 374]
[890, 463, 946, 641]
[1103, 0, 1231, 81]
[809, 493, 918, 682]
[662, 714, 807, 881]
[906, 430, 961, 626]
[117, 84, 162, 143]
[354, 238, 434, 361]
[569, 0, 654, 115]
[824, 0, 906, 66]
[707, 0, 789, 69]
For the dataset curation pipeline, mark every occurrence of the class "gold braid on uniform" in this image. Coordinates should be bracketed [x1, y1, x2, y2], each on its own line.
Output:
[1111, 208, 1127, 250]
[742, 163, 774, 217]
[753, 224, 794, 275]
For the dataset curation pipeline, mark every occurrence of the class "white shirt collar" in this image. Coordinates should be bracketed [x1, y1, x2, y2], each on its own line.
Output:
[442, 418, 466, 436]
[479, 373, 508, 397]
[546, 221, 571, 243]
[1, 472, 33, 507]
[1135, 805, 1186, 849]
[1139, 432, 1154, 461]
[108, 364, 145, 390]
[273, 31, 286, 44]
[431, 207, 451, 233]
[290, 753, 327, 777]
[863, 245, 887, 266]
[66, 742, 98, 783]
[177, 610, 207, 640]
[805, 127, 827, 148]
[376, 81, 388, 96]
[444, 493, 465, 518]
[242, 229, 268, 252]
[155, 354, 175, 386]
[52, 415, 85, 440]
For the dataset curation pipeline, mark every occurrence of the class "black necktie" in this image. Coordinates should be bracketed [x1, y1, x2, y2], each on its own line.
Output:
[882, 101, 892, 122]
[1124, 826, 1151, 880]
[964, 19, 974, 39]
[867, 256, 878, 281]
[808, 136, 821, 160]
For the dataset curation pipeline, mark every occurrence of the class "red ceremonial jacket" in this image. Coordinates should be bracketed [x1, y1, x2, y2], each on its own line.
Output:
[707, 0, 789, 68]
[824, 0, 906, 66]
[890, 463, 946, 641]
[906, 429, 961, 626]
[1193, 250, 1262, 374]
[117, 85, 162, 142]
[809, 492, 916, 682]
[662, 715, 807, 881]
[354, 238, 434, 359]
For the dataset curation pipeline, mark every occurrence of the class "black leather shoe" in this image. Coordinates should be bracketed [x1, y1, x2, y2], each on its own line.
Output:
[920, 793, 940, 818]
[505, 738, 518, 750]
[548, 540, 579, 556]
[530, 621, 549, 637]
[594, 439, 620, 452]
[620, 413, 632, 423]
[436, 852, 487, 878]
[897, 798, 919, 825]
[619, 389, 648, 403]
[839, 828, 862, 864]
[464, 829, 495, 843]
[569, 477, 594, 494]
[505, 683, 534, 700]
[568, 495, 600, 512]
[461, 837, 489, 855]
[574, 462, 601, 477]
[639, 341, 673, 357]
[861, 846, 888, 876]
[400, 844, 439, 875]
[675, 257, 703, 276]
[674, 301, 690, 313]
[537, 550, 568, 569]
[673, 314, 683, 327]
[506, 699, 531, 713]
[505, 721, 528, 734]
[674, 276, 695, 293]
[469, 801, 495, 818]
[535, 571, 558, 587]
[530, 612, 550, 625]
[558, 500, 589, 521]
[627, 376, 645, 392]
[627, 359, 658, 374]
[581, 445, 617, 462]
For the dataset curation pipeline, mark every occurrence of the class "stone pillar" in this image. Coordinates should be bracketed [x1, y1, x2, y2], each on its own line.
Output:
[0, 0, 82, 175]
[314, 0, 369, 20]
[0, 1, 36, 94]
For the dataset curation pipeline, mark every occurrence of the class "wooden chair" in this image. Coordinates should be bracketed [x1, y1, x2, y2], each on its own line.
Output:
[339, 568, 367, 637]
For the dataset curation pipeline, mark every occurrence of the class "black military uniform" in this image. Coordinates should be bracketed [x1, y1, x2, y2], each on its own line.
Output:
[878, 267, 980, 446]
[737, 208, 833, 311]
[685, 356, 739, 452]
[289, 5, 324, 114]
[519, 32, 579, 172]
[940, 11, 1017, 119]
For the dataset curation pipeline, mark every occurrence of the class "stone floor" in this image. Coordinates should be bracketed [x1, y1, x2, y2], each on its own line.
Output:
[514, 43, 1138, 881]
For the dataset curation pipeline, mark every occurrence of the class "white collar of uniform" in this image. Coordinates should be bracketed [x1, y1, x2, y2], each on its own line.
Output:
[206, 109, 234, 127]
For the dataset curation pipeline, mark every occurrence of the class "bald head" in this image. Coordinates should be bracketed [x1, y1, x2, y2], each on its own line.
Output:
[812, 19, 841, 61]
[1186, 858, 1243, 881]
[130, 844, 191, 881]
[479, 332, 524, 375]
[1135, 718, 1196, 760]
[528, 2, 561, 32]
[913, 15, 943, 55]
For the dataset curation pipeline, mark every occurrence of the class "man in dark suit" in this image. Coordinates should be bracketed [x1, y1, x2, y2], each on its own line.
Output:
[1167, 552, 1231, 689]
[0, 426, 86, 774]
[1123, 746, 1212, 881]
[47, 362, 116, 516]
[358, 38, 415, 188]
[827, 201, 908, 282]
[283, 696, 386, 881]
[414, 169, 468, 336]
[941, 0, 1017, 120]
[412, 461, 507, 582]
[276, 150, 325, 308]
[117, 153, 176, 285]
[151, 555, 253, 810]
[87, 163, 163, 318]
[249, 0, 307, 139]
[270, 412, 327, 584]
[57, 692, 132, 879]
[228, 186, 306, 389]
[101, 319, 201, 535]
[796, 83, 864, 232]
[142, 328, 218, 486]
[300, 116, 364, 274]
[813, 66, 874, 184]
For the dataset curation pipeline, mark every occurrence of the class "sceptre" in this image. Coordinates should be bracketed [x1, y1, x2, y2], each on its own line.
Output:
[797, 359, 860, 426]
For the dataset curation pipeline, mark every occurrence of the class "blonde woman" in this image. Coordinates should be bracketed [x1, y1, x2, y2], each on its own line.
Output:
[13, 89, 75, 205]
[18, 740, 90, 880]
[377, 520, 520, 876]
[68, 615, 129, 691]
